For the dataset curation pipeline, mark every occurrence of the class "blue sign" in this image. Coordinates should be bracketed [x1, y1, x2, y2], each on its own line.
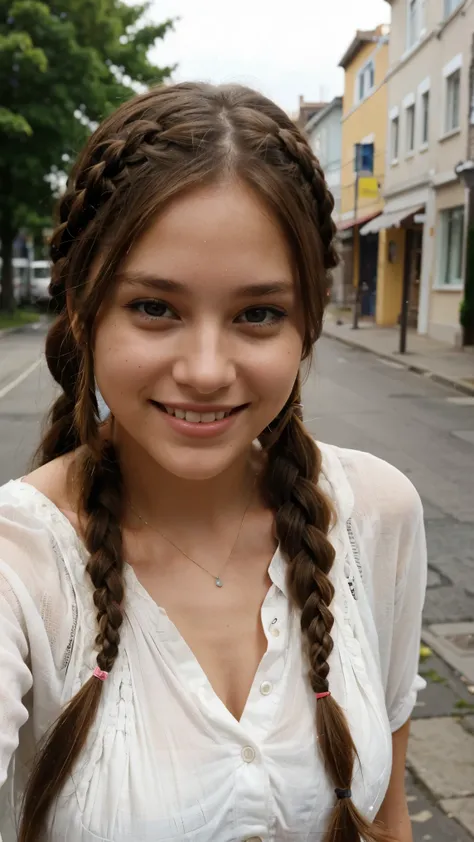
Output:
[354, 143, 374, 174]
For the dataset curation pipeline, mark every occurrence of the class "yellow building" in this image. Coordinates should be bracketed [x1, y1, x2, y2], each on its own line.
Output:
[338, 26, 389, 319]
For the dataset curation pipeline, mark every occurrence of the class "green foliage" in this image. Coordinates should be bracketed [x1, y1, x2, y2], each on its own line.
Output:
[0, 308, 40, 330]
[0, 0, 174, 309]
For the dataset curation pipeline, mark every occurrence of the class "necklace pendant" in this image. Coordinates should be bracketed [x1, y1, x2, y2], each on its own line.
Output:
[215, 577, 223, 588]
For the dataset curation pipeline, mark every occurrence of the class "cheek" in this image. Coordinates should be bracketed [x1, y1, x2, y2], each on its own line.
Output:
[93, 320, 158, 403]
[247, 331, 302, 399]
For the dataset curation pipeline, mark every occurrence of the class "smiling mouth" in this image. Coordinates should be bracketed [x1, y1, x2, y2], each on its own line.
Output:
[151, 402, 249, 423]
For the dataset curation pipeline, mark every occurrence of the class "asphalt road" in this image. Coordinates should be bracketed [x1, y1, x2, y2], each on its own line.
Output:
[1, 320, 473, 840]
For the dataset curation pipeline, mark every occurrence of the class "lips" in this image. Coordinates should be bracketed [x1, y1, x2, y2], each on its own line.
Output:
[151, 402, 248, 424]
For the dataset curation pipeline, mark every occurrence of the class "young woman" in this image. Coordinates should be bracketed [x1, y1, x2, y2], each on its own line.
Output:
[0, 83, 427, 842]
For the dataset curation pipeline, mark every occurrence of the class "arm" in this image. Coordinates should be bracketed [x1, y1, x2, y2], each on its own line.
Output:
[376, 719, 412, 842]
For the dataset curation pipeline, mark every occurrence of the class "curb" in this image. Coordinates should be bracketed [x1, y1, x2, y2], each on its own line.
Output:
[322, 327, 474, 397]
[0, 317, 46, 341]
[0, 325, 27, 340]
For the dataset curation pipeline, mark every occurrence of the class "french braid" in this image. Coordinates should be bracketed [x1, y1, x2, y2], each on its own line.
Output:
[262, 383, 391, 842]
[22, 82, 392, 842]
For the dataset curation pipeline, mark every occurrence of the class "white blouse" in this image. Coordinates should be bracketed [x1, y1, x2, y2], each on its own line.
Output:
[0, 442, 427, 842]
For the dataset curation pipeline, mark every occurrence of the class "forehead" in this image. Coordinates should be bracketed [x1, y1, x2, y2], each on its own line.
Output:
[122, 180, 295, 290]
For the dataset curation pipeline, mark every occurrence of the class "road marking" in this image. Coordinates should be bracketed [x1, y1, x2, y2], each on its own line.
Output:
[446, 396, 474, 406]
[0, 359, 42, 400]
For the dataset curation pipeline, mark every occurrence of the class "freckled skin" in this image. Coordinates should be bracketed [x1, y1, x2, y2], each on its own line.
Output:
[94, 180, 305, 482]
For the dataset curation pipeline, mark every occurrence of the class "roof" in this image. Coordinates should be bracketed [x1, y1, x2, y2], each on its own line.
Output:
[304, 96, 343, 133]
[294, 97, 328, 128]
[338, 25, 389, 69]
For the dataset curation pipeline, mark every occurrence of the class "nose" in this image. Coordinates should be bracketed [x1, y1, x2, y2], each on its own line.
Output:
[172, 321, 236, 394]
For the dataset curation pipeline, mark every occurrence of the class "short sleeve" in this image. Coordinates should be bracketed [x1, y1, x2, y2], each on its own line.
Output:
[334, 447, 428, 733]
[0, 486, 77, 818]
[384, 491, 427, 731]
[0, 570, 32, 790]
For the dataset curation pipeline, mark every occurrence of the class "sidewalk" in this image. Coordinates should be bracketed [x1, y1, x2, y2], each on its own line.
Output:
[407, 648, 474, 839]
[323, 307, 474, 396]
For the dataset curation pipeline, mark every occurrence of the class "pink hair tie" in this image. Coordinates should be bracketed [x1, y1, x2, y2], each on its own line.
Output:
[93, 666, 109, 682]
[316, 691, 331, 700]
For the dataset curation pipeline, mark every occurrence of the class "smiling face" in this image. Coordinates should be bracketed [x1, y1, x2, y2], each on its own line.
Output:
[93, 179, 305, 480]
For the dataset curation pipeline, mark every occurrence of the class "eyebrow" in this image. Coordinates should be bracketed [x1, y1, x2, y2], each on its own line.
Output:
[117, 272, 293, 298]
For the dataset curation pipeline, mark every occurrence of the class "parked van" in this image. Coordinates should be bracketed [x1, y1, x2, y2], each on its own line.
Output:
[29, 261, 51, 304]
[0, 258, 51, 305]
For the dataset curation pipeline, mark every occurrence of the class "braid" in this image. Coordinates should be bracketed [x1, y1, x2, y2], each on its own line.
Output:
[20, 396, 125, 841]
[34, 309, 82, 466]
[50, 120, 166, 264]
[262, 383, 392, 842]
[275, 127, 338, 272]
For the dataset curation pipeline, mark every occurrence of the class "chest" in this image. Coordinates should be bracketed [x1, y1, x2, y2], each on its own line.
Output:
[43, 556, 393, 842]
[127, 542, 275, 721]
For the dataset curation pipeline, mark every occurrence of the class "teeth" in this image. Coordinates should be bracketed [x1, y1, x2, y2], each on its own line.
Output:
[185, 411, 201, 422]
[161, 405, 232, 422]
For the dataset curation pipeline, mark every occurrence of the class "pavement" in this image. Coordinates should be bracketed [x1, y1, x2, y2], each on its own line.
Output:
[1, 320, 474, 839]
[323, 306, 474, 396]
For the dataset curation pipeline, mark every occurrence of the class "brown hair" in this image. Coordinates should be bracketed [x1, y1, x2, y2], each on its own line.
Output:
[21, 83, 391, 842]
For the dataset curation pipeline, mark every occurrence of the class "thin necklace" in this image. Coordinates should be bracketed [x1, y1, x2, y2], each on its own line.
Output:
[129, 477, 257, 588]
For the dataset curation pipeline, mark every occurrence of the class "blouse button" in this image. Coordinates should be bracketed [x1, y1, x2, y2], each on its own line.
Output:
[270, 626, 280, 637]
[260, 681, 273, 696]
[241, 746, 256, 763]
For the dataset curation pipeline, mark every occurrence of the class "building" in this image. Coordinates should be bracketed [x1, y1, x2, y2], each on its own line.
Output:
[455, 33, 474, 346]
[294, 96, 328, 130]
[305, 97, 343, 218]
[363, 0, 472, 343]
[305, 97, 345, 303]
[338, 26, 390, 315]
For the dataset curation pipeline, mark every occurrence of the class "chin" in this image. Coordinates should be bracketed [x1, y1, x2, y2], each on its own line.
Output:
[147, 441, 249, 482]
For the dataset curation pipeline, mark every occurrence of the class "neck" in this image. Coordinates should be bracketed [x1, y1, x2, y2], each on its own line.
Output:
[115, 430, 261, 530]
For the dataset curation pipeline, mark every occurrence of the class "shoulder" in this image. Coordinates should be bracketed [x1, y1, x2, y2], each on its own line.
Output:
[0, 454, 80, 608]
[317, 441, 423, 530]
[22, 452, 78, 518]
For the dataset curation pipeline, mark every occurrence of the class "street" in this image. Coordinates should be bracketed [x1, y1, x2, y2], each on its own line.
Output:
[0, 321, 473, 839]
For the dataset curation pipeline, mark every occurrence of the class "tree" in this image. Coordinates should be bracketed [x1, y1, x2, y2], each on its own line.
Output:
[0, 0, 174, 311]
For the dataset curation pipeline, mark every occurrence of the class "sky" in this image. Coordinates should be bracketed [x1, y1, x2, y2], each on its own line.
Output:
[147, 0, 391, 116]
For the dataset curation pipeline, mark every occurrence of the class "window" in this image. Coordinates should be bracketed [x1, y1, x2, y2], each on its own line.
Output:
[421, 90, 429, 144]
[439, 207, 464, 286]
[391, 115, 400, 161]
[406, 104, 415, 153]
[356, 60, 375, 103]
[445, 69, 461, 132]
[444, 0, 463, 18]
[368, 62, 375, 90]
[407, 0, 424, 48]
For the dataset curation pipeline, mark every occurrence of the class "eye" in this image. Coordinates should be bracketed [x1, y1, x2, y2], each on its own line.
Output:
[128, 300, 177, 320]
[236, 307, 287, 326]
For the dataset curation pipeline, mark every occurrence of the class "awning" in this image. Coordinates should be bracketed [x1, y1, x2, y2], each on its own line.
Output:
[360, 204, 423, 236]
[337, 211, 380, 232]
